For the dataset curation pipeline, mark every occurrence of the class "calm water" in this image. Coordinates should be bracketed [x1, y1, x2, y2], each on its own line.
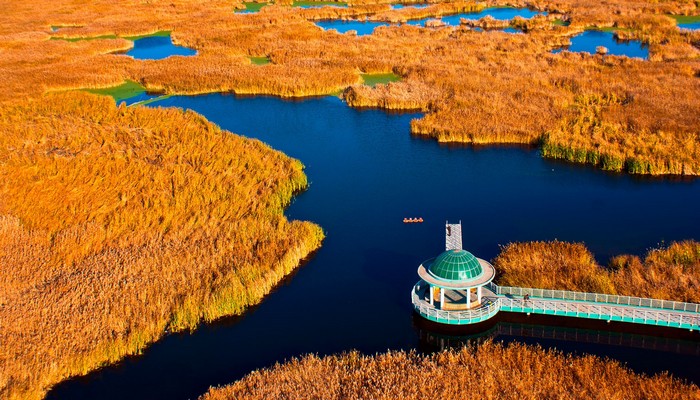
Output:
[48, 94, 700, 399]
[126, 35, 197, 60]
[391, 3, 429, 9]
[679, 22, 700, 30]
[404, 7, 545, 26]
[316, 7, 544, 35]
[316, 20, 391, 35]
[553, 30, 649, 59]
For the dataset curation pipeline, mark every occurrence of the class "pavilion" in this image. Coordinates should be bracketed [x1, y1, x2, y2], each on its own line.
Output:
[412, 222, 700, 330]
[412, 221, 499, 325]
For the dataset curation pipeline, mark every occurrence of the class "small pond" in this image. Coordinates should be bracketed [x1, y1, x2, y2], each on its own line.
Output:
[679, 22, 700, 30]
[126, 33, 197, 60]
[672, 15, 700, 31]
[316, 20, 391, 35]
[404, 6, 545, 26]
[316, 7, 545, 35]
[553, 30, 648, 59]
[391, 3, 430, 9]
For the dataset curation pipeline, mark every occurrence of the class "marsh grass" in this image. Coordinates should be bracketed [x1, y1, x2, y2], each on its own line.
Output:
[0, 92, 323, 400]
[201, 341, 699, 400]
[494, 240, 700, 303]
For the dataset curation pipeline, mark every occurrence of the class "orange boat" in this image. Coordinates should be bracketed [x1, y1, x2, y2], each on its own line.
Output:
[403, 217, 424, 223]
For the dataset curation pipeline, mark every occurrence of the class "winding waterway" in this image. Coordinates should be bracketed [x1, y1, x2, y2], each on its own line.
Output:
[48, 94, 700, 399]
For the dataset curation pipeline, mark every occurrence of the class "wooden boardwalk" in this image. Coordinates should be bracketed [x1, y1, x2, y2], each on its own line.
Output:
[412, 283, 700, 330]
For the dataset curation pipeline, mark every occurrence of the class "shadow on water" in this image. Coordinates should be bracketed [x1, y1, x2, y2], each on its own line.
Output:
[414, 313, 700, 384]
[48, 93, 700, 400]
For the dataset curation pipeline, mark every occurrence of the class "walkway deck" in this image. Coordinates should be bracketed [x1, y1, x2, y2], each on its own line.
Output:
[412, 283, 700, 330]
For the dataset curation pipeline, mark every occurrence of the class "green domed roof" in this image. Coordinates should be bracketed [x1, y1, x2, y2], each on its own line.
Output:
[428, 249, 483, 281]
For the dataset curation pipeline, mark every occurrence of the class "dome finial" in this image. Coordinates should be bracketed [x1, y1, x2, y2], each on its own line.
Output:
[446, 220, 462, 251]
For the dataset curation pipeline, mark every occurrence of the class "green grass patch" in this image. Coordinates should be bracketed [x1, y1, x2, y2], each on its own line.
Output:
[130, 94, 172, 107]
[592, 26, 617, 33]
[361, 72, 401, 87]
[250, 56, 271, 65]
[50, 30, 170, 42]
[50, 34, 117, 42]
[584, 26, 633, 33]
[236, 2, 271, 13]
[84, 80, 147, 103]
[669, 15, 700, 24]
[552, 19, 569, 27]
[122, 30, 171, 41]
[292, 1, 348, 8]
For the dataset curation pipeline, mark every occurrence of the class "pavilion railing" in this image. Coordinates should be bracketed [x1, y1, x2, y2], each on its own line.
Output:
[489, 283, 700, 314]
[411, 286, 500, 324]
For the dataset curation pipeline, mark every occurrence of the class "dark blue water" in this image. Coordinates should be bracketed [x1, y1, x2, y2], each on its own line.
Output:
[391, 3, 429, 9]
[679, 22, 700, 30]
[48, 94, 700, 399]
[126, 35, 197, 60]
[553, 30, 648, 59]
[316, 7, 544, 34]
[405, 7, 545, 26]
[316, 20, 391, 35]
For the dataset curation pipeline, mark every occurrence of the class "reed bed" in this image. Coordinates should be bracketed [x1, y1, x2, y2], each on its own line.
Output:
[0, 92, 324, 400]
[494, 240, 700, 302]
[201, 341, 700, 400]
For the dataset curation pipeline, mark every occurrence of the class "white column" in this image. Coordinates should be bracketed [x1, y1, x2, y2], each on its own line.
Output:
[477, 286, 482, 304]
[429, 285, 434, 306]
[440, 288, 445, 309]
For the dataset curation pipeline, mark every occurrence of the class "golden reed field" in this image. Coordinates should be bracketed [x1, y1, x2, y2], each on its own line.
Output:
[1, 0, 699, 399]
[494, 240, 700, 302]
[0, 93, 324, 400]
[201, 341, 700, 400]
[1, 0, 699, 174]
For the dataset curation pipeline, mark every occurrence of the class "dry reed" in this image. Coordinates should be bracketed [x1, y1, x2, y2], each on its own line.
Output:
[0, 92, 324, 400]
[494, 240, 700, 302]
[201, 341, 700, 400]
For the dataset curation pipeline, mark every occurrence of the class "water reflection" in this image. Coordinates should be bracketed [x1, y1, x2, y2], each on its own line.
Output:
[414, 312, 700, 383]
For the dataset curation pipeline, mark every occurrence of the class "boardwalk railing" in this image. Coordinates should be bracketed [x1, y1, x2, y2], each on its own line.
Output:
[489, 283, 700, 314]
[498, 297, 700, 330]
